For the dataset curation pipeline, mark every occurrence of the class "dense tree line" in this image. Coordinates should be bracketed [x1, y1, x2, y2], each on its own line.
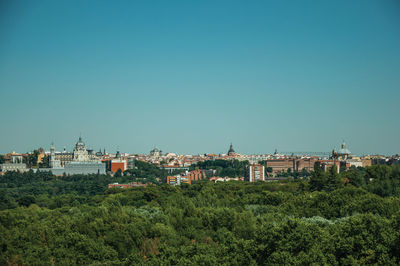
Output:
[124, 160, 168, 183]
[0, 164, 400, 264]
[190, 159, 249, 178]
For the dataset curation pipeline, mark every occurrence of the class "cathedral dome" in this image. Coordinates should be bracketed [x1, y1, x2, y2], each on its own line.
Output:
[338, 141, 351, 155]
[227, 143, 236, 155]
[76, 136, 85, 146]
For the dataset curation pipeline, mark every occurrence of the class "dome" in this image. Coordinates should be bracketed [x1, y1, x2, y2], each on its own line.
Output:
[338, 148, 351, 155]
[338, 141, 351, 155]
[76, 136, 85, 146]
[227, 143, 235, 155]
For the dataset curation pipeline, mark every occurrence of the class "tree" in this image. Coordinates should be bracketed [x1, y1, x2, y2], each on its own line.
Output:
[325, 166, 341, 192]
[17, 194, 36, 207]
[39, 155, 50, 168]
[25, 150, 40, 168]
[114, 169, 123, 177]
[343, 167, 365, 187]
[309, 162, 327, 191]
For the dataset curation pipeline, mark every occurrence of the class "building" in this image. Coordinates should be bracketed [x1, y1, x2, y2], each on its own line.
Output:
[111, 160, 127, 173]
[361, 158, 372, 167]
[180, 175, 191, 185]
[319, 160, 341, 173]
[108, 182, 148, 189]
[166, 169, 207, 186]
[0, 152, 28, 173]
[337, 141, 351, 160]
[166, 170, 201, 185]
[49, 143, 62, 169]
[265, 158, 317, 174]
[167, 175, 179, 185]
[59, 161, 106, 175]
[127, 158, 135, 170]
[186, 169, 203, 181]
[245, 163, 265, 182]
[150, 147, 162, 158]
[73, 136, 90, 161]
[345, 159, 363, 168]
[227, 143, 236, 156]
[161, 165, 189, 174]
[209, 176, 241, 182]
[54, 150, 73, 167]
[41, 137, 106, 175]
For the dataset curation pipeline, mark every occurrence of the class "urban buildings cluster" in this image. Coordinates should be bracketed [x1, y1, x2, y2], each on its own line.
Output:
[1, 137, 399, 186]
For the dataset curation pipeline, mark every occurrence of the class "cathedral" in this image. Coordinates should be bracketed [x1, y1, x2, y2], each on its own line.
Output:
[47, 136, 106, 175]
[73, 136, 90, 162]
[52, 136, 99, 166]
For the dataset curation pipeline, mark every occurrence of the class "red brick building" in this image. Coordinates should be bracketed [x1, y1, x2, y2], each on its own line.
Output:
[167, 170, 204, 185]
[111, 160, 127, 173]
[265, 158, 318, 174]
[187, 169, 203, 181]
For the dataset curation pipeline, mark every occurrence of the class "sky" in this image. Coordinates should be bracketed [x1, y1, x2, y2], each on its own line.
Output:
[0, 0, 399, 155]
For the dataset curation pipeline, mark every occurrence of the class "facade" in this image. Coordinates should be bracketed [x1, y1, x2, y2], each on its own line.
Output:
[245, 163, 265, 182]
[166, 170, 206, 185]
[54, 152, 73, 167]
[265, 158, 317, 174]
[52, 161, 106, 175]
[127, 158, 135, 170]
[167, 175, 179, 185]
[42, 137, 106, 175]
[187, 169, 203, 181]
[0, 153, 28, 173]
[362, 159, 372, 167]
[161, 165, 189, 174]
[73, 137, 90, 161]
[0, 163, 28, 173]
[319, 160, 341, 173]
[49, 143, 62, 168]
[111, 160, 127, 173]
[180, 175, 190, 185]
[345, 159, 363, 168]
[209, 176, 241, 182]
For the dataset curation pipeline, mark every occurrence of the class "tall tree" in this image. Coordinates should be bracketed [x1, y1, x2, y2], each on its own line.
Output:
[325, 166, 341, 191]
[309, 162, 327, 191]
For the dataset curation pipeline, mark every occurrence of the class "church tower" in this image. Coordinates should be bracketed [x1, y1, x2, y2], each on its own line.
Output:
[227, 143, 236, 156]
[50, 142, 61, 168]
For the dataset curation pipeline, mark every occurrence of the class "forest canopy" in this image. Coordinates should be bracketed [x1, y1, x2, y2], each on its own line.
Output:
[1, 164, 400, 265]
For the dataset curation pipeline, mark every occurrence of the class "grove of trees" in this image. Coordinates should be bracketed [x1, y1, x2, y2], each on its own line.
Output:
[0, 164, 400, 264]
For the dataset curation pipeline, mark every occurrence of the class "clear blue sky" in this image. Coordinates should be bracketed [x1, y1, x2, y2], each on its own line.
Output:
[0, 0, 399, 155]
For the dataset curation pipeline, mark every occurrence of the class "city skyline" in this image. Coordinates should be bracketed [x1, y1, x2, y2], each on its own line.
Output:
[1, 0, 399, 155]
[0, 135, 394, 157]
